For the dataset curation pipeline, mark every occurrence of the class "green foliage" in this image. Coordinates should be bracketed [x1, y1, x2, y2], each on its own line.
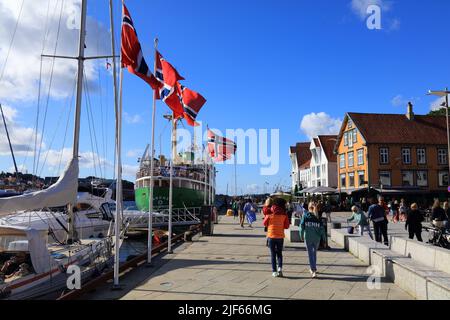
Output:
[428, 107, 447, 116]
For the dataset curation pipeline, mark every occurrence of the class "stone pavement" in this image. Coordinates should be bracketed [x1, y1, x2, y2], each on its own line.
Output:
[84, 214, 413, 300]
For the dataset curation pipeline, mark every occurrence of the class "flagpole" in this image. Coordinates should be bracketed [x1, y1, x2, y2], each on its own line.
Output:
[147, 38, 158, 265]
[110, 0, 122, 289]
[234, 150, 237, 197]
[203, 144, 207, 205]
[168, 116, 175, 254]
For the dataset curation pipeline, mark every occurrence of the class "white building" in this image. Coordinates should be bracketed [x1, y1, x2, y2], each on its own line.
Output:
[289, 143, 312, 192]
[308, 135, 338, 188]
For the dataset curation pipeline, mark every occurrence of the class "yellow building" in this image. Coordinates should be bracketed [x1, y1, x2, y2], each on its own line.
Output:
[334, 104, 449, 198]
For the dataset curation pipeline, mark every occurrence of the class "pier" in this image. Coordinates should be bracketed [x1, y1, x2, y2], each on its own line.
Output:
[83, 213, 412, 300]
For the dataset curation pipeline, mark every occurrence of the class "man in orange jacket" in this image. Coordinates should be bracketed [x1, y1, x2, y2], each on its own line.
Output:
[263, 197, 290, 278]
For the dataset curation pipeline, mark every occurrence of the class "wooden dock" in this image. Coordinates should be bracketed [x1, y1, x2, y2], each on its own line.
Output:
[82, 214, 412, 300]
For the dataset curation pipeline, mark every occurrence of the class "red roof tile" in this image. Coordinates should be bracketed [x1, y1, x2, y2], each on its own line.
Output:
[318, 135, 338, 162]
[290, 142, 311, 169]
[348, 113, 447, 145]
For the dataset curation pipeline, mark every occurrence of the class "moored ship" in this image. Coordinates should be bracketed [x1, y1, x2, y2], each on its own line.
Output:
[135, 147, 216, 211]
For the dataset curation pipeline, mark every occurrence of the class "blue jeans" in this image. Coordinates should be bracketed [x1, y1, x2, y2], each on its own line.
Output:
[305, 241, 319, 272]
[268, 238, 284, 272]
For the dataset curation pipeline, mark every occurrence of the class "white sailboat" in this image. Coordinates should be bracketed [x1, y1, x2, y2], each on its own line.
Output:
[0, 0, 123, 299]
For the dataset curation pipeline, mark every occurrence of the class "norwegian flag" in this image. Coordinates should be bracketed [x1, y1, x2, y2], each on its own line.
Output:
[207, 129, 237, 162]
[154, 50, 185, 118]
[178, 84, 206, 127]
[121, 4, 160, 90]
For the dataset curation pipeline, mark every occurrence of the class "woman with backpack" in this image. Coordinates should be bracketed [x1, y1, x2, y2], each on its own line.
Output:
[299, 202, 327, 278]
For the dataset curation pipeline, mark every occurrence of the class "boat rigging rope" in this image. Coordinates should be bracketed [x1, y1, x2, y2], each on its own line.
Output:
[39, 74, 77, 177]
[32, 0, 54, 177]
[83, 72, 102, 178]
[0, 0, 25, 85]
[56, 73, 77, 175]
[35, 0, 66, 176]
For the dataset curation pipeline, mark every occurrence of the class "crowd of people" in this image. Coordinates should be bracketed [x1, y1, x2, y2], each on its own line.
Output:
[227, 195, 450, 279]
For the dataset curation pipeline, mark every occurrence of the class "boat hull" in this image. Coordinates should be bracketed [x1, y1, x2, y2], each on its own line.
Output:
[135, 186, 205, 211]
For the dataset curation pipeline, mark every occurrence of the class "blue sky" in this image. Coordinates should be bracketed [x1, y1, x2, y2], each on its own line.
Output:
[1, 0, 450, 195]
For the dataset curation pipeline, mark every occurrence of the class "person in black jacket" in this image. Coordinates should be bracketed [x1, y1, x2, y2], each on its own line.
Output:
[431, 200, 447, 221]
[405, 203, 424, 242]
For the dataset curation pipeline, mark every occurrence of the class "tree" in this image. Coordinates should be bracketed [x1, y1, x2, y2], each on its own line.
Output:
[428, 107, 447, 116]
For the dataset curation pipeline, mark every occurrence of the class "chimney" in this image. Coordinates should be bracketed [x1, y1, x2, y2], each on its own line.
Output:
[406, 102, 414, 120]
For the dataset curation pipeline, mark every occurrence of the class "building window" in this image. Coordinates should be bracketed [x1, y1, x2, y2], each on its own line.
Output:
[357, 149, 364, 166]
[353, 129, 357, 143]
[348, 151, 354, 167]
[402, 148, 411, 164]
[348, 119, 353, 129]
[340, 154, 345, 169]
[340, 174, 346, 188]
[438, 149, 448, 165]
[358, 171, 365, 186]
[438, 171, 449, 187]
[349, 172, 355, 187]
[417, 148, 426, 165]
[316, 166, 321, 178]
[402, 171, 414, 187]
[379, 171, 391, 187]
[416, 171, 428, 187]
[344, 133, 348, 146]
[380, 148, 389, 164]
[348, 131, 354, 148]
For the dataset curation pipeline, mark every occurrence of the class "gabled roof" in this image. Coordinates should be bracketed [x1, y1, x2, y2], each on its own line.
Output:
[317, 135, 338, 163]
[347, 112, 447, 145]
[290, 142, 312, 170]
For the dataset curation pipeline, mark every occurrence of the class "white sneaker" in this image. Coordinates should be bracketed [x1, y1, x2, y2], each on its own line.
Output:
[277, 268, 283, 277]
[312, 272, 317, 278]
[272, 272, 278, 277]
[309, 269, 314, 275]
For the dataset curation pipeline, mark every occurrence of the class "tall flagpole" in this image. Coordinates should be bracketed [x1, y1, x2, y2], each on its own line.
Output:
[147, 38, 158, 265]
[110, 0, 122, 288]
[234, 150, 237, 197]
[168, 116, 175, 254]
[203, 144, 207, 205]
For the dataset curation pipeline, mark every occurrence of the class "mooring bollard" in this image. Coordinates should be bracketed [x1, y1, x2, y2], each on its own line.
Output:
[184, 231, 193, 242]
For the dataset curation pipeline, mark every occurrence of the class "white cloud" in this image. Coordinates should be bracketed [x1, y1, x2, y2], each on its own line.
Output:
[126, 149, 144, 158]
[246, 184, 259, 194]
[0, 105, 41, 157]
[0, 0, 111, 103]
[350, 0, 391, 19]
[124, 112, 143, 124]
[430, 97, 447, 111]
[300, 112, 342, 139]
[122, 164, 138, 178]
[391, 94, 406, 107]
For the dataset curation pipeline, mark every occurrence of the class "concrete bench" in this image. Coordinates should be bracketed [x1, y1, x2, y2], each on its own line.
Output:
[348, 236, 386, 265]
[285, 226, 302, 243]
[330, 228, 360, 250]
[390, 235, 450, 275]
[385, 256, 450, 300]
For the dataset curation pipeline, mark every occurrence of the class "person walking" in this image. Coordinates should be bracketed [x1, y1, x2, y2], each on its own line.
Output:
[368, 197, 389, 246]
[348, 206, 373, 239]
[324, 200, 332, 223]
[231, 198, 239, 220]
[431, 200, 447, 222]
[244, 198, 257, 228]
[238, 198, 246, 228]
[399, 199, 408, 222]
[299, 202, 327, 278]
[405, 203, 424, 242]
[263, 197, 290, 277]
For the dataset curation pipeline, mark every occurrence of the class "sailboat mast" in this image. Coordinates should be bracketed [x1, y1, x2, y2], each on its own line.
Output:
[0, 103, 19, 179]
[68, 0, 87, 243]
[109, 0, 122, 288]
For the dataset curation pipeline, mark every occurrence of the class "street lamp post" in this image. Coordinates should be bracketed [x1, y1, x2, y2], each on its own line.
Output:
[428, 88, 450, 189]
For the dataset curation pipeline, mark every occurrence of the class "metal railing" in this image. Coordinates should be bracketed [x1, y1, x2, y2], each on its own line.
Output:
[124, 207, 202, 230]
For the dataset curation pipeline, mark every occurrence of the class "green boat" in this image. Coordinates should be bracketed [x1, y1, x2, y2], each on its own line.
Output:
[134, 148, 215, 211]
